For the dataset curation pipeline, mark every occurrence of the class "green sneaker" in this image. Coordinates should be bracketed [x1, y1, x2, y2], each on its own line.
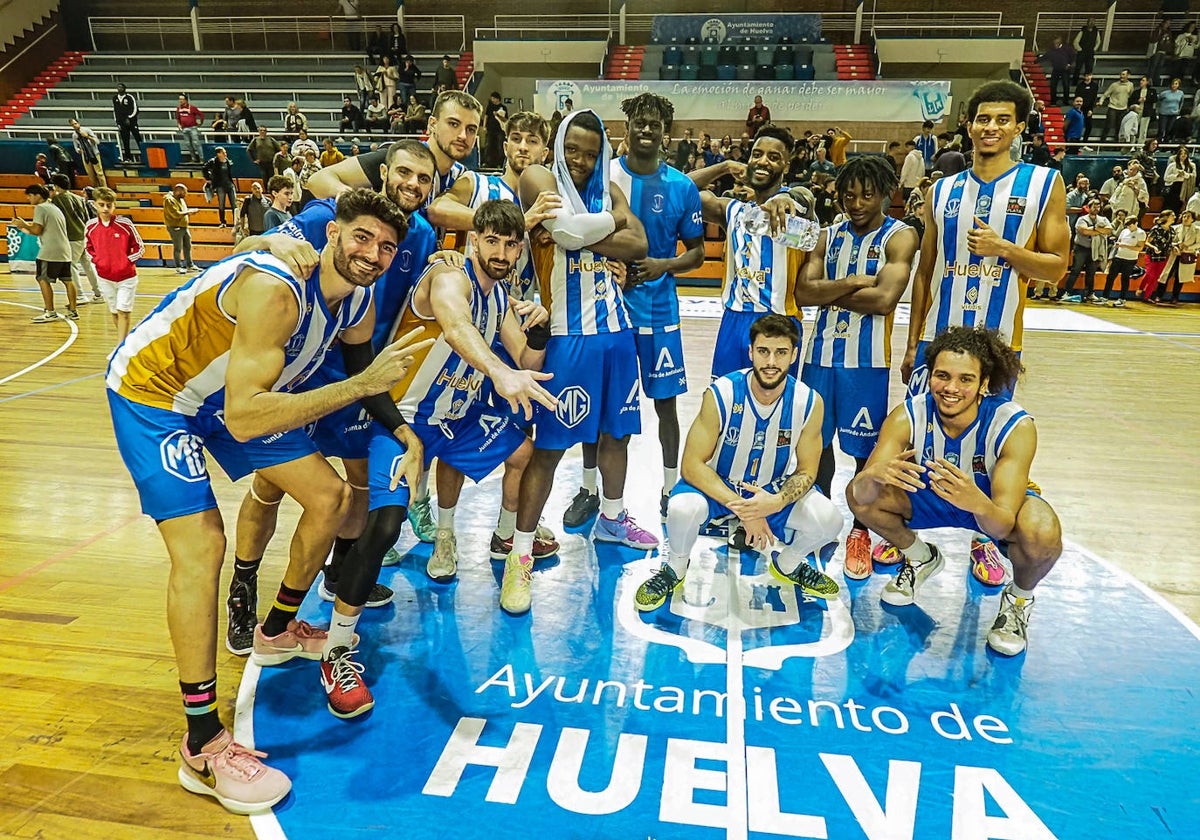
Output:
[769, 556, 840, 600]
[635, 565, 682, 611]
[381, 546, 401, 566]
[407, 495, 436, 543]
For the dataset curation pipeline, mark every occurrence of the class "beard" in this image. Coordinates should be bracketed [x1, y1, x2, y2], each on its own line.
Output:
[331, 239, 381, 287]
[751, 364, 788, 391]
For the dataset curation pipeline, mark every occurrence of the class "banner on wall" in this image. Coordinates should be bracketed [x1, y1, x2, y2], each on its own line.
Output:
[536, 79, 953, 125]
[4, 226, 38, 272]
[650, 13, 822, 44]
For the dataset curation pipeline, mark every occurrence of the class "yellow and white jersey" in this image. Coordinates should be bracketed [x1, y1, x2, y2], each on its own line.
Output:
[721, 199, 804, 317]
[530, 237, 631, 336]
[106, 252, 372, 416]
[386, 259, 508, 424]
[923, 162, 1059, 351]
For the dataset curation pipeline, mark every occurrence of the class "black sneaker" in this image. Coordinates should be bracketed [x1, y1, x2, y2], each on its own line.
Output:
[728, 525, 751, 551]
[563, 487, 600, 527]
[318, 575, 394, 608]
[225, 577, 257, 655]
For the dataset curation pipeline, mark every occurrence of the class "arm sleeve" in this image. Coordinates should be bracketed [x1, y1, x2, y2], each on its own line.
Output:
[356, 147, 388, 191]
[340, 340, 409, 433]
[542, 205, 616, 250]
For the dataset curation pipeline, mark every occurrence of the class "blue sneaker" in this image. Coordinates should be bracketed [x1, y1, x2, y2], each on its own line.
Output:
[594, 510, 659, 549]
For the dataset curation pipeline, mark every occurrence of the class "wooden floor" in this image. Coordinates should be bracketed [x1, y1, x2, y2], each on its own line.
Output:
[1, 264, 1198, 838]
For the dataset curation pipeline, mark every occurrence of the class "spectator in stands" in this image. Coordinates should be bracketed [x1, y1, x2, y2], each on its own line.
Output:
[1138, 209, 1176, 301]
[68, 119, 106, 188]
[48, 172, 102, 304]
[808, 145, 836, 180]
[235, 99, 257, 136]
[320, 138, 344, 168]
[1089, 214, 1144, 304]
[1039, 36, 1075, 105]
[349, 140, 360, 156]
[1073, 19, 1101, 84]
[388, 22, 408, 64]
[35, 153, 51, 184]
[1149, 21, 1175, 83]
[352, 64, 373, 114]
[112, 83, 142, 164]
[85, 186, 143, 343]
[386, 94, 407, 134]
[1057, 198, 1112, 303]
[339, 0, 362, 51]
[1119, 103, 1143, 148]
[238, 181, 270, 239]
[284, 157, 303, 212]
[175, 95, 204, 164]
[482, 91, 508, 169]
[162, 183, 197, 274]
[1025, 100, 1046, 139]
[374, 56, 398, 112]
[899, 139, 924, 200]
[786, 142, 811, 184]
[828, 127, 852, 168]
[702, 138, 725, 168]
[1131, 76, 1159, 144]
[290, 128, 319, 160]
[1173, 22, 1199, 82]
[1099, 69, 1135, 141]
[404, 96, 429, 133]
[674, 128, 697, 171]
[1158, 78, 1186, 141]
[366, 25, 387, 64]
[45, 137, 74, 184]
[397, 56, 422, 107]
[340, 95, 364, 135]
[886, 140, 904, 174]
[1026, 133, 1053, 167]
[283, 102, 308, 140]
[272, 140, 291, 176]
[913, 120, 936, 172]
[811, 174, 839, 225]
[202, 146, 236, 228]
[1112, 158, 1148, 217]
[263, 175, 293, 229]
[211, 96, 241, 143]
[1163, 144, 1195, 213]
[435, 55, 457, 92]
[933, 135, 966, 175]
[1156, 208, 1198, 303]
[745, 95, 771, 137]
[1132, 139, 1162, 194]
[716, 134, 732, 157]
[1074, 72, 1099, 141]
[1100, 165, 1124, 203]
[364, 94, 388, 132]
[298, 150, 322, 207]
[1064, 96, 1086, 154]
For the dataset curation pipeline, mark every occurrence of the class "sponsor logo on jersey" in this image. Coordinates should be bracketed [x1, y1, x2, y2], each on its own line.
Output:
[160, 431, 207, 482]
[568, 257, 611, 275]
[655, 346, 677, 373]
[735, 266, 769, 285]
[944, 198, 960, 217]
[1006, 196, 1027, 215]
[976, 194, 992, 216]
[943, 261, 1005, 280]
[651, 193, 665, 213]
[851, 406, 875, 431]
[972, 454, 987, 474]
[776, 430, 792, 447]
[724, 426, 740, 446]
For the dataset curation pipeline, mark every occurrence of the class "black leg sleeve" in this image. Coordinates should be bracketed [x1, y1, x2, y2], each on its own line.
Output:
[337, 505, 407, 608]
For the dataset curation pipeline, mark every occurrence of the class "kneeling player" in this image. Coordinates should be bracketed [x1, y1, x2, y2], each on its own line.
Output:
[636, 314, 844, 610]
[846, 326, 1062, 655]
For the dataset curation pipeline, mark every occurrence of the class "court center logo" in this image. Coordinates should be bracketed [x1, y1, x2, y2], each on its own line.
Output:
[159, 430, 207, 482]
[555, 385, 591, 428]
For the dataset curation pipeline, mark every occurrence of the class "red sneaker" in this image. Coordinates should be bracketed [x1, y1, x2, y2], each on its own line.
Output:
[843, 527, 873, 580]
[319, 646, 375, 719]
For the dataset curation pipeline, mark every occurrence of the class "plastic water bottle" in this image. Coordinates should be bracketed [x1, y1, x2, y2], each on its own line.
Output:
[742, 205, 820, 251]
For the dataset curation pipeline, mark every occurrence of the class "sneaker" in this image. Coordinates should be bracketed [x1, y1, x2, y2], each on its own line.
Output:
[871, 540, 903, 566]
[381, 547, 402, 566]
[843, 528, 873, 580]
[563, 487, 601, 527]
[225, 578, 257, 656]
[488, 527, 560, 560]
[317, 576, 394, 608]
[1088, 294, 1106, 305]
[970, 536, 1008, 586]
[64, 308, 79, 320]
[1111, 298, 1125, 307]
[1060, 294, 1082, 303]
[407, 495, 436, 543]
[499, 551, 533, 614]
[427, 528, 458, 582]
[176, 267, 187, 274]
[178, 729, 291, 815]
[319, 646, 374, 718]
[768, 556, 840, 600]
[728, 524, 752, 551]
[75, 295, 91, 306]
[594, 510, 660, 549]
[986, 588, 1034, 655]
[881, 544, 945, 606]
[30, 311, 59, 323]
[251, 619, 331, 666]
[635, 564, 682, 611]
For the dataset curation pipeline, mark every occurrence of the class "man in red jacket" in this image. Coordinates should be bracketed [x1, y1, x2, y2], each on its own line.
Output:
[176, 94, 205, 164]
[85, 186, 144, 343]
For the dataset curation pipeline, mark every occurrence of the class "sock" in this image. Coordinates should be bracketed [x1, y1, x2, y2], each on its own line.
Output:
[513, 528, 535, 558]
[600, 494, 623, 519]
[775, 550, 805, 575]
[416, 470, 430, 499]
[261, 583, 307, 637]
[324, 606, 361, 657]
[232, 556, 261, 585]
[495, 507, 517, 539]
[666, 551, 690, 579]
[582, 466, 598, 494]
[180, 677, 222, 755]
[1008, 582, 1035, 600]
[899, 536, 932, 566]
[663, 466, 679, 494]
[438, 504, 456, 531]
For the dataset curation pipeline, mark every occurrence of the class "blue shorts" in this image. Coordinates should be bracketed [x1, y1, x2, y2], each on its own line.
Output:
[908, 339, 1020, 400]
[711, 309, 803, 381]
[535, 331, 641, 450]
[107, 389, 316, 521]
[367, 404, 525, 511]
[800, 363, 889, 458]
[906, 483, 1043, 533]
[634, 327, 687, 400]
[670, 480, 797, 537]
[306, 401, 372, 461]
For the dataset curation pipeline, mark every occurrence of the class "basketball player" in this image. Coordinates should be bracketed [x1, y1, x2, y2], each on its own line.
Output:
[224, 140, 440, 656]
[636, 314, 842, 610]
[900, 80, 1069, 587]
[848, 327, 1063, 655]
[105, 189, 432, 812]
[795, 156, 918, 579]
[510, 109, 652, 615]
[318, 200, 557, 717]
[567, 92, 707, 528]
[689, 124, 815, 381]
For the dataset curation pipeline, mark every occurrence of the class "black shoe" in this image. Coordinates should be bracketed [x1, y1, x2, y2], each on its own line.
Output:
[225, 577, 257, 655]
[563, 487, 600, 528]
[729, 524, 751, 551]
[318, 574, 394, 608]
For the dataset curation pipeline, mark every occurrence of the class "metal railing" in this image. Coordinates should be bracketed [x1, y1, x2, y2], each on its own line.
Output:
[868, 21, 1024, 41]
[829, 12, 1010, 40]
[474, 26, 612, 42]
[87, 14, 465, 54]
[1033, 11, 1200, 53]
[0, 21, 60, 75]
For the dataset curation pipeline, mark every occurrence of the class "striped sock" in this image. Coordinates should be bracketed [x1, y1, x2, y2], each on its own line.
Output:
[261, 583, 307, 638]
[180, 677, 222, 755]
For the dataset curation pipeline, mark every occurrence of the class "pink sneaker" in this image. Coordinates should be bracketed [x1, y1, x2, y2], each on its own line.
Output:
[871, 540, 903, 566]
[594, 510, 659, 549]
[252, 619, 333, 666]
[970, 536, 1008, 586]
[177, 729, 291, 814]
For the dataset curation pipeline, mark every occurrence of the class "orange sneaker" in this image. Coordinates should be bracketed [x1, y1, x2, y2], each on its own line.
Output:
[843, 528, 873, 580]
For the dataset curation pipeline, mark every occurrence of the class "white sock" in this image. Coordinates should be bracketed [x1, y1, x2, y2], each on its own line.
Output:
[600, 494, 623, 519]
[1009, 582, 1035, 600]
[513, 528, 535, 558]
[582, 466, 598, 494]
[438, 504, 456, 531]
[495, 507, 517, 539]
[416, 470, 430, 499]
[666, 551, 690, 579]
[776, 550, 805, 575]
[663, 466, 679, 494]
[900, 535, 932, 566]
[323, 607, 360, 657]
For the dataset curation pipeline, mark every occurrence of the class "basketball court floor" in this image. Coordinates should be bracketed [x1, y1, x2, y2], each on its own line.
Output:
[0, 266, 1197, 839]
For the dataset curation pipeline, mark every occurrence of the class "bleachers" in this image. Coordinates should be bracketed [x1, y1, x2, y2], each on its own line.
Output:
[649, 39, 838, 85]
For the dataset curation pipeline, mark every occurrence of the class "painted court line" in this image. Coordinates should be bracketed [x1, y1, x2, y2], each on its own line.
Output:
[0, 371, 103, 404]
[0, 299, 79, 386]
[0, 514, 141, 596]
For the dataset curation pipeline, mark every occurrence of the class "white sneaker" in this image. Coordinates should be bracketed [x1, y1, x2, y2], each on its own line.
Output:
[987, 588, 1034, 655]
[426, 528, 458, 582]
[30, 311, 60, 323]
[881, 544, 945, 606]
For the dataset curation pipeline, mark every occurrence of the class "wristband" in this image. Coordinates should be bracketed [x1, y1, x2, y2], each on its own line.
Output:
[525, 322, 550, 351]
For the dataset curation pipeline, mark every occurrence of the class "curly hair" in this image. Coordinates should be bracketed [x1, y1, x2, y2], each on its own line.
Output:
[924, 326, 1025, 395]
[620, 92, 675, 129]
[835, 154, 899, 202]
[334, 187, 409, 243]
